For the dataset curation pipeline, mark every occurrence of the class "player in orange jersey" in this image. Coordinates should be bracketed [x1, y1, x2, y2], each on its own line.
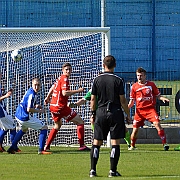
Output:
[44, 63, 90, 151]
[128, 67, 170, 151]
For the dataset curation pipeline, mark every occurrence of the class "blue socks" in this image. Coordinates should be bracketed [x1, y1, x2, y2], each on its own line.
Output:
[11, 130, 25, 149]
[39, 129, 47, 151]
[10, 129, 17, 142]
[0, 129, 8, 144]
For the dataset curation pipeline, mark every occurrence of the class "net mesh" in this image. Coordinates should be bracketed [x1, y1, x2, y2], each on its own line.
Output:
[0, 28, 109, 146]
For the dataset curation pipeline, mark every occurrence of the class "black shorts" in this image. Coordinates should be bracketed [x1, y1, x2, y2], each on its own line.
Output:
[94, 107, 125, 140]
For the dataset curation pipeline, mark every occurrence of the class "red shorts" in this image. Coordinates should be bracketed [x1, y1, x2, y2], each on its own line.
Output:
[50, 106, 77, 122]
[133, 108, 159, 128]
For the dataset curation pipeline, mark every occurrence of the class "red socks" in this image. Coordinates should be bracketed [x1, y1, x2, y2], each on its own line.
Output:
[131, 137, 137, 147]
[77, 124, 85, 147]
[46, 128, 58, 147]
[158, 129, 166, 145]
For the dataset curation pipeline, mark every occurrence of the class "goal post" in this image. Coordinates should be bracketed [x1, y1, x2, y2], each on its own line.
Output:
[0, 27, 110, 146]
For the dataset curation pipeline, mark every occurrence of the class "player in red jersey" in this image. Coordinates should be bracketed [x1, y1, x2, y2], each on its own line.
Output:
[44, 63, 90, 151]
[128, 67, 170, 151]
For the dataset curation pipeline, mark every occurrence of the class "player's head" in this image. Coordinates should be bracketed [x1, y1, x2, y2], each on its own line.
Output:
[32, 78, 41, 92]
[62, 63, 72, 77]
[103, 55, 116, 70]
[136, 67, 146, 84]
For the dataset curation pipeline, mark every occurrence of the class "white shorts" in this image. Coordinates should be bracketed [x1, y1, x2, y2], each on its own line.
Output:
[16, 116, 45, 131]
[0, 110, 16, 131]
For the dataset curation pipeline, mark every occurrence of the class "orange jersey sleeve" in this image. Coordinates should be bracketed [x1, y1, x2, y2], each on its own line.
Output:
[130, 81, 160, 109]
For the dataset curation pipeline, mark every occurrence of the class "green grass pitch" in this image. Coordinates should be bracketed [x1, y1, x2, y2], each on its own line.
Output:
[0, 144, 180, 180]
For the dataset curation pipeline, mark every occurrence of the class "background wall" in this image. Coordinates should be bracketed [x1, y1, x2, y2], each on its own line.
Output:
[0, 0, 180, 81]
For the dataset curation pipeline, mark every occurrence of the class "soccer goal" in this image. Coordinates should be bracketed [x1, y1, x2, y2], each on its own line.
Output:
[0, 27, 110, 146]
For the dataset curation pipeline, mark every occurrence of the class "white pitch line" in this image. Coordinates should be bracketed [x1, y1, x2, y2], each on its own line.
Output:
[119, 175, 180, 179]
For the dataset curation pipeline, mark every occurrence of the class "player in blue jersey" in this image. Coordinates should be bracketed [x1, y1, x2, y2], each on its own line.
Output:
[7, 78, 51, 155]
[0, 71, 19, 152]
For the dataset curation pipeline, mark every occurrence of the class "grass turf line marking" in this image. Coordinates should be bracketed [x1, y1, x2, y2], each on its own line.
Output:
[119, 175, 180, 179]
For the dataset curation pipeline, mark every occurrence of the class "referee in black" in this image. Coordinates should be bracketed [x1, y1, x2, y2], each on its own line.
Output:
[89, 55, 131, 177]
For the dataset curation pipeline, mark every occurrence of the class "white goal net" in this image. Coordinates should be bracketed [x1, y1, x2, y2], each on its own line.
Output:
[0, 27, 110, 146]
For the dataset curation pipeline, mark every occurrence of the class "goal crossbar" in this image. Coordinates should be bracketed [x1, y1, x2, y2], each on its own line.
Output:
[0, 27, 110, 55]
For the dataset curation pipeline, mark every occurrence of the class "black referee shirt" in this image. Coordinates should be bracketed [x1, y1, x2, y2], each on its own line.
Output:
[91, 72, 125, 108]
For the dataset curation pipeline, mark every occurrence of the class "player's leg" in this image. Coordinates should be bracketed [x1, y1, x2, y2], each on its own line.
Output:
[90, 139, 102, 177]
[65, 106, 90, 150]
[7, 119, 27, 154]
[7, 130, 26, 154]
[153, 121, 169, 150]
[0, 128, 8, 152]
[5, 115, 22, 152]
[174, 144, 180, 151]
[109, 139, 121, 177]
[9, 128, 22, 152]
[0, 115, 17, 152]
[10, 128, 16, 142]
[129, 110, 145, 150]
[89, 107, 107, 177]
[70, 113, 90, 150]
[149, 108, 169, 151]
[23, 116, 51, 154]
[108, 112, 125, 177]
[39, 126, 51, 154]
[129, 127, 139, 150]
[124, 126, 131, 148]
[45, 118, 62, 151]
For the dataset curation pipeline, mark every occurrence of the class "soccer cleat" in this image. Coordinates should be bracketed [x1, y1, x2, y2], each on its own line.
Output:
[0, 145, 6, 152]
[15, 148, 22, 153]
[89, 169, 97, 177]
[79, 145, 91, 151]
[174, 145, 180, 151]
[128, 146, 137, 151]
[7, 147, 15, 154]
[44, 145, 51, 151]
[164, 144, 169, 151]
[128, 145, 131, 150]
[38, 150, 52, 155]
[108, 170, 121, 177]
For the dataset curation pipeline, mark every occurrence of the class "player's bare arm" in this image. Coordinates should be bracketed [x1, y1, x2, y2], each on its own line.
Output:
[69, 98, 86, 108]
[158, 95, 170, 103]
[75, 98, 86, 106]
[0, 90, 13, 101]
[27, 107, 45, 113]
[44, 84, 55, 105]
[62, 87, 84, 96]
[90, 94, 97, 124]
[128, 99, 135, 108]
[90, 94, 96, 112]
[120, 95, 132, 124]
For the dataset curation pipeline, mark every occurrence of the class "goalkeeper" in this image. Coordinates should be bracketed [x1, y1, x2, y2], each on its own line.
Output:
[69, 88, 131, 149]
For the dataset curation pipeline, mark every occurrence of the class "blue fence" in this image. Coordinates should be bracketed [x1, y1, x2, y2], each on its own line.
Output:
[0, 0, 180, 81]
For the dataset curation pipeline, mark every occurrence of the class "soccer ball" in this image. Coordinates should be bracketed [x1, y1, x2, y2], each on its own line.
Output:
[11, 49, 23, 61]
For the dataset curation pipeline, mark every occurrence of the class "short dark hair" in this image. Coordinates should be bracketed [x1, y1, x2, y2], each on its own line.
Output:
[103, 55, 116, 69]
[136, 67, 146, 75]
[32, 78, 41, 84]
[62, 63, 72, 69]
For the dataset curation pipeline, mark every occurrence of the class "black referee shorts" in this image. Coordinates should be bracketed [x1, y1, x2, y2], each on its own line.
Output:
[94, 107, 125, 140]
